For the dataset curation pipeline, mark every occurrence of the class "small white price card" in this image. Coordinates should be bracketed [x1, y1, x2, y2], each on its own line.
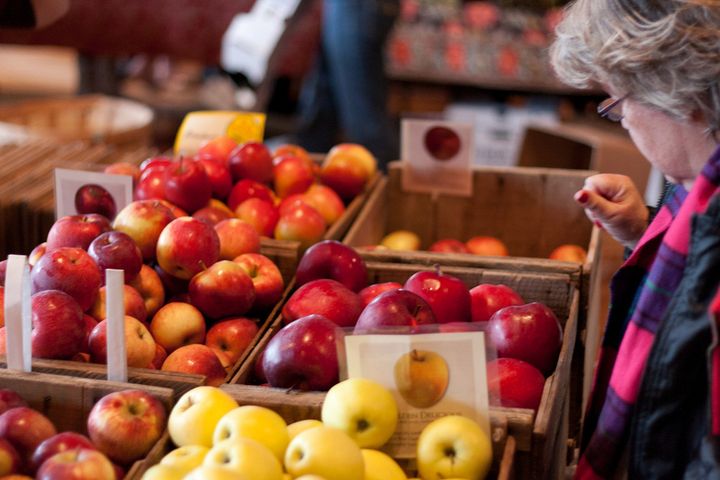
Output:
[401, 119, 474, 197]
[344, 331, 490, 458]
[173, 111, 266, 156]
[54, 168, 133, 220]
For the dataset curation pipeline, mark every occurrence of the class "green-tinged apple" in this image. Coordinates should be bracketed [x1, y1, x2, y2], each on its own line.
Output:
[156, 217, 220, 280]
[214, 218, 261, 260]
[234, 198, 279, 237]
[0, 438, 20, 476]
[549, 244, 587, 263]
[31, 247, 102, 312]
[188, 260, 255, 318]
[159, 445, 209, 477]
[394, 349, 450, 408]
[184, 465, 249, 480]
[87, 389, 166, 464]
[36, 448, 115, 480]
[149, 302, 206, 353]
[361, 449, 407, 480]
[274, 202, 326, 250]
[168, 386, 239, 447]
[113, 200, 175, 261]
[273, 154, 315, 199]
[465, 236, 509, 256]
[321, 378, 398, 449]
[0, 407, 57, 460]
[287, 419, 323, 441]
[88, 284, 147, 323]
[284, 426, 364, 480]
[205, 317, 258, 365]
[203, 438, 283, 479]
[380, 230, 421, 251]
[161, 344, 227, 386]
[233, 253, 284, 312]
[88, 316, 156, 368]
[128, 264, 165, 318]
[213, 406, 289, 462]
[416, 415, 492, 480]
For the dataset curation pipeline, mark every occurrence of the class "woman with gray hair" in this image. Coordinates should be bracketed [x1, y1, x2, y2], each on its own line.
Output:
[551, 1, 720, 478]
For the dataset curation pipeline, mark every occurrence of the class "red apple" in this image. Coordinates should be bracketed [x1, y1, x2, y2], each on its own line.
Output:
[31, 247, 101, 312]
[0, 407, 57, 460]
[262, 314, 343, 391]
[470, 284, 524, 323]
[354, 289, 437, 333]
[214, 218, 261, 260]
[88, 316, 156, 368]
[128, 265, 165, 318]
[104, 161, 141, 184]
[403, 269, 472, 324]
[227, 179, 275, 212]
[205, 317, 259, 365]
[140, 155, 173, 173]
[465, 236, 509, 256]
[80, 314, 98, 354]
[234, 198, 279, 238]
[156, 217, 220, 280]
[429, 238, 470, 253]
[88, 231, 143, 283]
[74, 184, 117, 220]
[488, 302, 563, 374]
[197, 135, 238, 164]
[188, 260, 255, 319]
[295, 240, 368, 292]
[46, 214, 111, 251]
[301, 184, 346, 225]
[326, 143, 377, 180]
[486, 358, 545, 410]
[0, 390, 26, 415]
[134, 166, 167, 201]
[192, 205, 234, 227]
[28, 243, 46, 267]
[319, 149, 372, 202]
[150, 343, 168, 369]
[0, 287, 3, 328]
[31, 290, 85, 359]
[153, 265, 189, 298]
[273, 154, 315, 199]
[30, 432, 95, 473]
[161, 344, 227, 386]
[149, 302, 206, 353]
[88, 284, 147, 324]
[87, 389, 167, 465]
[549, 244, 587, 263]
[163, 158, 212, 213]
[229, 141, 274, 184]
[274, 202, 326, 250]
[0, 328, 5, 355]
[282, 279, 363, 328]
[157, 199, 188, 219]
[0, 437, 20, 476]
[197, 156, 233, 200]
[36, 448, 115, 480]
[113, 200, 175, 262]
[358, 282, 403, 308]
[233, 253, 284, 312]
[273, 144, 314, 169]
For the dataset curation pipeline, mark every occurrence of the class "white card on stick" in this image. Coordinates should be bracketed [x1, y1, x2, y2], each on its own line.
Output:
[3, 255, 31, 372]
[105, 269, 127, 383]
[54, 168, 133, 220]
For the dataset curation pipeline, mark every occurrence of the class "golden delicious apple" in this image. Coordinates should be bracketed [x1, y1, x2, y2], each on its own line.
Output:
[416, 415, 492, 480]
[140, 464, 184, 480]
[321, 378, 398, 448]
[159, 445, 209, 476]
[204, 438, 283, 480]
[394, 349, 450, 408]
[361, 449, 407, 480]
[287, 419, 323, 441]
[168, 386, 238, 447]
[212, 405, 289, 462]
[380, 230, 421, 251]
[284, 426, 364, 480]
[184, 465, 249, 480]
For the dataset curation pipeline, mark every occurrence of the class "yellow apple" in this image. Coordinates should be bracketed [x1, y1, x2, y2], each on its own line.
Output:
[204, 438, 283, 480]
[284, 426, 364, 480]
[168, 386, 238, 447]
[212, 405, 289, 462]
[380, 230, 421, 251]
[287, 419, 323, 441]
[295, 476, 328, 480]
[361, 449, 407, 480]
[140, 464, 184, 480]
[394, 349, 450, 408]
[416, 415, 492, 480]
[321, 378, 398, 449]
[184, 465, 249, 480]
[327, 143, 377, 179]
[159, 445, 209, 476]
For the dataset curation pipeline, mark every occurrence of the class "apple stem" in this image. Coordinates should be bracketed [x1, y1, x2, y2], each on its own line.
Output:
[357, 419, 370, 432]
[410, 349, 423, 362]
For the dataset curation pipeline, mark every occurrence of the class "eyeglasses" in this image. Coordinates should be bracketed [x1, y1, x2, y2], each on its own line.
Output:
[597, 95, 628, 122]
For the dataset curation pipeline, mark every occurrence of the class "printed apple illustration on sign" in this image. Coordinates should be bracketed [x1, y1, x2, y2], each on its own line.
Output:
[74, 184, 117, 219]
[394, 349, 450, 408]
[424, 126, 461, 160]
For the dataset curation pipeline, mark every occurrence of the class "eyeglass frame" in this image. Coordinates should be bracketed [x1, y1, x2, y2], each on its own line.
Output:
[597, 94, 628, 122]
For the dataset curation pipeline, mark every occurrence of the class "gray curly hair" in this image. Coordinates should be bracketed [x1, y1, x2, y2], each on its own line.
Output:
[550, 0, 720, 135]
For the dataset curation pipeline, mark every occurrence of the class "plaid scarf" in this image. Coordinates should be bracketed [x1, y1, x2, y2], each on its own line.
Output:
[576, 145, 720, 479]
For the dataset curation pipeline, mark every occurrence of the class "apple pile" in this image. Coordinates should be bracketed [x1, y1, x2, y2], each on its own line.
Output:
[0, 387, 166, 479]
[104, 136, 378, 250]
[372, 230, 510, 257]
[144, 379, 492, 480]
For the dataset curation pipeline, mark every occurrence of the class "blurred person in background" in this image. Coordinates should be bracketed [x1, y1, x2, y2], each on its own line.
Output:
[551, 0, 720, 478]
[295, 0, 400, 170]
[0, 0, 67, 28]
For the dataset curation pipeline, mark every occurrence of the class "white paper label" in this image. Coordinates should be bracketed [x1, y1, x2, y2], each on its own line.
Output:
[54, 168, 133, 221]
[4, 255, 31, 372]
[105, 269, 127, 383]
[173, 111, 266, 157]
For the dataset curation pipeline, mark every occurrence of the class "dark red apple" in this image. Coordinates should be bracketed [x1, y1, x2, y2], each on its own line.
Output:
[487, 357, 546, 410]
[134, 166, 167, 201]
[140, 155, 173, 173]
[0, 406, 57, 460]
[188, 260, 256, 319]
[74, 184, 117, 220]
[31, 247, 102, 311]
[197, 156, 233, 200]
[358, 282, 403, 308]
[282, 279, 363, 328]
[163, 158, 212, 213]
[0, 390, 26, 415]
[488, 302, 563, 374]
[354, 289, 436, 333]
[428, 238, 469, 253]
[403, 269, 472, 324]
[227, 179, 275, 212]
[30, 432, 96, 473]
[470, 284, 524, 323]
[295, 240, 368, 292]
[262, 314, 343, 391]
[46, 214, 112, 251]
[154, 265, 189, 298]
[88, 231, 143, 283]
[229, 141, 274, 184]
[31, 290, 85, 359]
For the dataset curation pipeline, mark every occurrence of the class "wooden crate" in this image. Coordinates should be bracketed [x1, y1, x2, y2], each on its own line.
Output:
[229, 261, 579, 479]
[343, 162, 601, 446]
[0, 369, 175, 479]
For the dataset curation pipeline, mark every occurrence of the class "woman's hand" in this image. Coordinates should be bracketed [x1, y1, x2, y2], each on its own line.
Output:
[574, 174, 649, 249]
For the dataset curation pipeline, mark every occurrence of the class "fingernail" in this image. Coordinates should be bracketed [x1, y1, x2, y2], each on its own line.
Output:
[576, 190, 589, 204]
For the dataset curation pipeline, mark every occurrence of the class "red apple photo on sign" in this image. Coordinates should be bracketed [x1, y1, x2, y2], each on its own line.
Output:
[424, 126, 462, 161]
